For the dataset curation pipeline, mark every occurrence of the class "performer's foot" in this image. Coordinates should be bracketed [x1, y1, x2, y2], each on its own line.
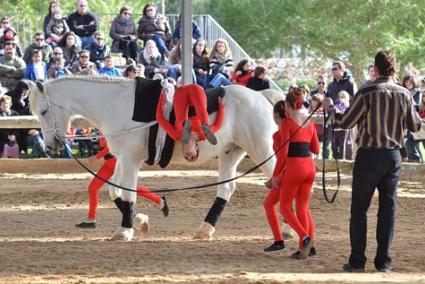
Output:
[309, 247, 317, 258]
[182, 120, 192, 144]
[160, 196, 170, 217]
[75, 220, 96, 228]
[264, 241, 285, 252]
[342, 263, 365, 272]
[201, 124, 217, 145]
[289, 250, 301, 259]
[299, 236, 314, 259]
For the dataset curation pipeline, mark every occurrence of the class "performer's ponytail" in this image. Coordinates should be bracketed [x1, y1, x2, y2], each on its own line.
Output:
[285, 87, 304, 110]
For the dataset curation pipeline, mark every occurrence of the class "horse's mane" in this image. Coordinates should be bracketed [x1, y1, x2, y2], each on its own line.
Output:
[46, 75, 133, 86]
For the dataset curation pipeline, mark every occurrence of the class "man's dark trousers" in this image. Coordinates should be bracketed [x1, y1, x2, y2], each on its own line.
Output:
[349, 148, 401, 270]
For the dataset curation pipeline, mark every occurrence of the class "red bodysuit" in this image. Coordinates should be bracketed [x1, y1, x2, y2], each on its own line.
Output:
[87, 137, 161, 220]
[278, 118, 320, 249]
[263, 130, 287, 241]
[156, 84, 224, 141]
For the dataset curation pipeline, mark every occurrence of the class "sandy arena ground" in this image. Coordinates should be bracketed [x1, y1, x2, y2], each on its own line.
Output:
[0, 164, 424, 283]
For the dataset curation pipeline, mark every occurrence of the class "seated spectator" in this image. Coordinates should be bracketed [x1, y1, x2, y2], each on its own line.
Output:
[172, 14, 202, 47]
[139, 39, 165, 79]
[231, 59, 254, 86]
[67, 0, 99, 50]
[25, 50, 48, 81]
[43, 1, 62, 37]
[0, 27, 23, 58]
[137, 2, 172, 57]
[0, 95, 19, 158]
[207, 38, 233, 88]
[45, 10, 70, 47]
[167, 41, 182, 80]
[124, 64, 144, 79]
[23, 33, 53, 64]
[71, 49, 97, 75]
[88, 31, 110, 69]
[99, 56, 121, 77]
[192, 38, 209, 88]
[0, 41, 26, 90]
[61, 31, 81, 67]
[110, 6, 139, 64]
[246, 66, 270, 91]
[46, 46, 66, 70]
[48, 57, 71, 79]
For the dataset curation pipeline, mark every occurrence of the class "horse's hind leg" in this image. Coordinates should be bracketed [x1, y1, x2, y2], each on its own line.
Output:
[110, 155, 139, 241]
[194, 145, 246, 239]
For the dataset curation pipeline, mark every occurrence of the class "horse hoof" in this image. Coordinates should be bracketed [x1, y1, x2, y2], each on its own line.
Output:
[193, 221, 215, 240]
[134, 213, 150, 233]
[110, 227, 134, 241]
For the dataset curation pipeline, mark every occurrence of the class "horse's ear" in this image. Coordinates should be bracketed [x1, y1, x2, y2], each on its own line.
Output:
[36, 80, 45, 93]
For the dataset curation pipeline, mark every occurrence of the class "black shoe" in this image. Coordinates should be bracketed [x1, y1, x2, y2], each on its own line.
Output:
[299, 236, 314, 259]
[75, 221, 96, 228]
[182, 120, 192, 144]
[264, 241, 285, 252]
[161, 196, 170, 217]
[342, 263, 365, 272]
[309, 247, 317, 258]
[201, 124, 217, 145]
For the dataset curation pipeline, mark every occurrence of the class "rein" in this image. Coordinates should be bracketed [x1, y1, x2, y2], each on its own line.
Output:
[321, 110, 341, 203]
[69, 106, 322, 194]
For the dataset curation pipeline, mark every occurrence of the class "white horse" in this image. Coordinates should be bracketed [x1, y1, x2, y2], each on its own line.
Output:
[28, 76, 285, 241]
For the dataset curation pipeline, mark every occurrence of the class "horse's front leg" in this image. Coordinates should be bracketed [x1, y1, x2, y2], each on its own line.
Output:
[110, 155, 141, 241]
[194, 146, 246, 239]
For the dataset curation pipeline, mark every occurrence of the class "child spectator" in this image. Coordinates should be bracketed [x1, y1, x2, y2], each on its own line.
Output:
[99, 56, 121, 77]
[231, 59, 254, 86]
[124, 64, 144, 79]
[208, 38, 233, 88]
[139, 39, 165, 79]
[45, 10, 70, 47]
[48, 57, 71, 79]
[25, 50, 48, 81]
[0, 95, 19, 158]
[333, 90, 352, 159]
[246, 66, 270, 91]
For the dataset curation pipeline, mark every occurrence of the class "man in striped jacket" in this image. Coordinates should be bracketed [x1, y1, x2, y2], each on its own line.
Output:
[323, 50, 422, 273]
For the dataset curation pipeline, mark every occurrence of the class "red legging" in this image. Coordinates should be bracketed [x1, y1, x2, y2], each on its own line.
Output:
[279, 158, 316, 248]
[264, 187, 283, 241]
[87, 158, 161, 220]
[174, 84, 209, 133]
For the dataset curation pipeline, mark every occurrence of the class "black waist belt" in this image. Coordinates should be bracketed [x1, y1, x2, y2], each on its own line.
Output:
[104, 153, 114, 160]
[288, 142, 311, 157]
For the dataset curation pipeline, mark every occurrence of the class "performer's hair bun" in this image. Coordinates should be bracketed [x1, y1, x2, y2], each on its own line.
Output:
[285, 87, 304, 110]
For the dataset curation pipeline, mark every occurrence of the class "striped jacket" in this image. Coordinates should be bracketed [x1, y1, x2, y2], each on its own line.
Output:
[333, 77, 422, 149]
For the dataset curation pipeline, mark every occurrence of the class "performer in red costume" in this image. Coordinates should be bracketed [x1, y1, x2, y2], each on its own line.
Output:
[156, 84, 223, 146]
[263, 100, 288, 252]
[76, 137, 169, 228]
[278, 88, 320, 259]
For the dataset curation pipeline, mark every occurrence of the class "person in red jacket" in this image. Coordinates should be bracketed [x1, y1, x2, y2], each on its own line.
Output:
[278, 87, 320, 259]
[156, 83, 224, 147]
[263, 100, 287, 252]
[76, 137, 169, 228]
[230, 59, 254, 87]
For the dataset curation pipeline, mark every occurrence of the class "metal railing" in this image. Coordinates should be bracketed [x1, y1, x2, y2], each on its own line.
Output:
[10, 13, 282, 92]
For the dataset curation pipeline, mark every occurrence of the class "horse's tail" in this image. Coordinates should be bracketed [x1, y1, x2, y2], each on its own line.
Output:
[258, 88, 285, 106]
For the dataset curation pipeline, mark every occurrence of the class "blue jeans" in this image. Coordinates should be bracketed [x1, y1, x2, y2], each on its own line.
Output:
[80, 36, 95, 50]
[167, 65, 180, 80]
[349, 148, 401, 270]
[208, 73, 232, 88]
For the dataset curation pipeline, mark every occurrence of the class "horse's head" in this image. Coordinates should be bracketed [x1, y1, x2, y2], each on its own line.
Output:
[28, 80, 69, 153]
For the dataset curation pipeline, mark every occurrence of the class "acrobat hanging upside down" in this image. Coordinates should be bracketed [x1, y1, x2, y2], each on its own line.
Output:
[156, 83, 224, 152]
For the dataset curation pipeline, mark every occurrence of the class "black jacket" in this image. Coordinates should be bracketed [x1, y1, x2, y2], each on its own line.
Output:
[327, 72, 357, 102]
[246, 77, 270, 91]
